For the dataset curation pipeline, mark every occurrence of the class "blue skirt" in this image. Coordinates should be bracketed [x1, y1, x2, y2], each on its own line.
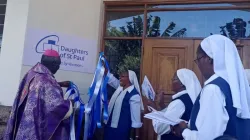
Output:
[103, 126, 130, 140]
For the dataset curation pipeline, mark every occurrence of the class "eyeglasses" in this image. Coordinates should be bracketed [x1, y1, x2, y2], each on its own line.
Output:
[171, 78, 178, 81]
[194, 55, 205, 64]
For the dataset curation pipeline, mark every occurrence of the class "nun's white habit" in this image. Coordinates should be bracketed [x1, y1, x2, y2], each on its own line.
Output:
[103, 70, 144, 140]
[153, 68, 201, 140]
[182, 35, 250, 140]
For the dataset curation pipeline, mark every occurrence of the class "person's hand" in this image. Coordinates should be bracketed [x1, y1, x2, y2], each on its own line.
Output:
[170, 125, 174, 134]
[147, 99, 157, 110]
[172, 121, 188, 137]
[135, 136, 140, 140]
[158, 91, 164, 103]
[102, 56, 108, 75]
[179, 121, 188, 130]
[157, 91, 165, 109]
[58, 81, 71, 88]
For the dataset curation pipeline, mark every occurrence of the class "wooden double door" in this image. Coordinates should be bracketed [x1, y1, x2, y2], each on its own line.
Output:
[141, 38, 250, 140]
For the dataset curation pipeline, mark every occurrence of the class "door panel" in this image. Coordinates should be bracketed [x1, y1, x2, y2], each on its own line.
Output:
[143, 39, 194, 104]
[141, 39, 194, 140]
[152, 48, 184, 103]
[240, 40, 250, 69]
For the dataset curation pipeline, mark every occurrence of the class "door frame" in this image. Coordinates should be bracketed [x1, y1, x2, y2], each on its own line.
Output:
[141, 38, 202, 140]
[142, 38, 204, 85]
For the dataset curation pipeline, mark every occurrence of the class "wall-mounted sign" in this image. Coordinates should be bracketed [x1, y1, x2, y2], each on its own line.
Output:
[23, 28, 98, 73]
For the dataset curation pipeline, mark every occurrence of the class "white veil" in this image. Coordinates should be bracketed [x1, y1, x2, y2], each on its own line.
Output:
[129, 70, 144, 111]
[200, 34, 250, 119]
[177, 68, 201, 103]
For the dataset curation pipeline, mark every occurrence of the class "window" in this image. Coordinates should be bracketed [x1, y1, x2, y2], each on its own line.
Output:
[0, 0, 7, 49]
[103, 1, 250, 86]
[106, 12, 144, 37]
[105, 40, 142, 77]
[147, 10, 250, 38]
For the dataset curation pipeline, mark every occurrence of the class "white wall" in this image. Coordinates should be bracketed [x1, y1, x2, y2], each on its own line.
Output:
[0, 0, 31, 106]
[0, 0, 105, 106]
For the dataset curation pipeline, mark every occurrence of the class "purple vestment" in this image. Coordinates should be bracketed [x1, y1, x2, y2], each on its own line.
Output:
[4, 63, 71, 140]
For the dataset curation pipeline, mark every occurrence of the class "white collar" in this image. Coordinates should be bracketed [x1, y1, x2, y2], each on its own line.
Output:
[172, 90, 188, 100]
[204, 74, 219, 85]
[123, 85, 134, 93]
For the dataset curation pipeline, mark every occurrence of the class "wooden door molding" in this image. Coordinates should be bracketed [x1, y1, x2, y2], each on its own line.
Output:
[240, 40, 250, 69]
[142, 39, 194, 94]
[141, 39, 194, 140]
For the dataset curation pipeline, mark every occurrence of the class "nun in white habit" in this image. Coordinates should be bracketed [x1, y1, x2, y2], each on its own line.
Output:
[103, 69, 144, 140]
[151, 68, 201, 140]
[173, 35, 250, 140]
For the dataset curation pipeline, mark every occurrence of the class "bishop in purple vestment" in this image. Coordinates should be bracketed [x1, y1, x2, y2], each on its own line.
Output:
[4, 50, 73, 140]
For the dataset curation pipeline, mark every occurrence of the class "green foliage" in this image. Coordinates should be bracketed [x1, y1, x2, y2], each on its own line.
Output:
[105, 39, 141, 77]
[106, 14, 250, 78]
[106, 15, 186, 77]
[106, 14, 250, 79]
[147, 16, 187, 37]
[215, 18, 250, 38]
[117, 55, 140, 75]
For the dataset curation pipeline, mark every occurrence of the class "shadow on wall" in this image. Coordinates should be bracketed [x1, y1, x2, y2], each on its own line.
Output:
[0, 105, 12, 139]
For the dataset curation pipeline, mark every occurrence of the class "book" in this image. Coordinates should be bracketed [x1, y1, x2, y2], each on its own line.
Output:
[144, 108, 186, 126]
[142, 76, 156, 101]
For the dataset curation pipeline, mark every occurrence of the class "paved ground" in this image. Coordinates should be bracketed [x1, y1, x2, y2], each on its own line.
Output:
[0, 105, 11, 139]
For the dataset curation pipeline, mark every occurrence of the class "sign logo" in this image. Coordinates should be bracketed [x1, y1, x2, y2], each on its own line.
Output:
[36, 35, 60, 53]
[23, 28, 97, 73]
[35, 35, 88, 62]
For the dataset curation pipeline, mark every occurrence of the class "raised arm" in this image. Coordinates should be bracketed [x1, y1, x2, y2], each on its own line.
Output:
[107, 73, 120, 89]
[103, 58, 120, 89]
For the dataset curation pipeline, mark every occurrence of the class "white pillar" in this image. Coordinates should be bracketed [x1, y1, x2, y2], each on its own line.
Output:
[0, 1, 30, 106]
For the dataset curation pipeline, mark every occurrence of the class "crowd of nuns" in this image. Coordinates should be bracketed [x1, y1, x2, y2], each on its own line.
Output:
[76, 34, 250, 140]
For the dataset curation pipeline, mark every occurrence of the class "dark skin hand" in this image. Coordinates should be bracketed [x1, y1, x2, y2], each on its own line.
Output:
[102, 60, 108, 75]
[58, 81, 77, 103]
[130, 128, 140, 140]
[135, 128, 140, 140]
[157, 91, 165, 109]
[147, 99, 158, 110]
[172, 121, 188, 137]
[58, 81, 71, 88]
[147, 91, 165, 111]
[100, 55, 108, 75]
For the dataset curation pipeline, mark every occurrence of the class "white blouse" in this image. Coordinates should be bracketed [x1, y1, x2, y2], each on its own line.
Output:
[108, 73, 142, 128]
[182, 74, 229, 140]
[153, 90, 187, 140]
